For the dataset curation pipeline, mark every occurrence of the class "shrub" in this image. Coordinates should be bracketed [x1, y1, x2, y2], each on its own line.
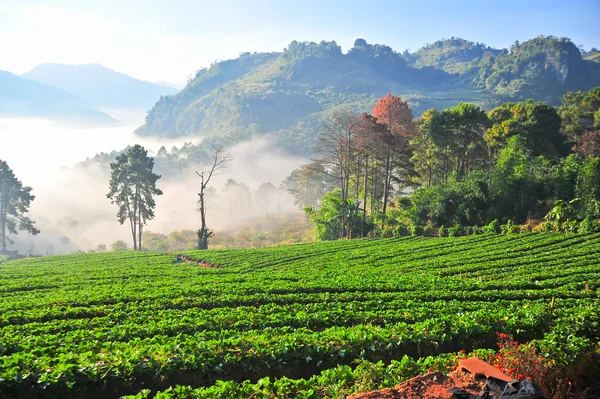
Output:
[537, 221, 554, 232]
[501, 220, 519, 235]
[483, 219, 500, 234]
[561, 220, 579, 234]
[579, 217, 600, 233]
[393, 224, 410, 237]
[448, 224, 462, 237]
[438, 225, 447, 237]
[409, 224, 424, 236]
[422, 224, 434, 237]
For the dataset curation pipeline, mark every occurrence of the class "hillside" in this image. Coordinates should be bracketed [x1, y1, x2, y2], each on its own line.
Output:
[1, 233, 599, 398]
[404, 37, 501, 76]
[0, 70, 118, 125]
[23, 63, 177, 111]
[136, 36, 600, 152]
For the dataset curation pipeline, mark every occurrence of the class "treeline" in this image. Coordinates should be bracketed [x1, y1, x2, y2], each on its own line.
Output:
[287, 87, 600, 240]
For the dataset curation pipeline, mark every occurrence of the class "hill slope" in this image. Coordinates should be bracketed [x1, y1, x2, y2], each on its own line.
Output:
[23, 63, 177, 111]
[0, 70, 118, 125]
[136, 36, 600, 152]
[1, 233, 599, 397]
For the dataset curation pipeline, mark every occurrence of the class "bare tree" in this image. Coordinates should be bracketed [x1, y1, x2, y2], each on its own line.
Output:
[313, 110, 361, 239]
[196, 146, 232, 250]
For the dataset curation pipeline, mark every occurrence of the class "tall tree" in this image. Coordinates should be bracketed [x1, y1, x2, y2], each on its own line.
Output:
[0, 160, 40, 252]
[313, 111, 361, 238]
[486, 100, 566, 158]
[443, 103, 489, 175]
[196, 146, 231, 250]
[371, 94, 415, 227]
[107, 145, 162, 251]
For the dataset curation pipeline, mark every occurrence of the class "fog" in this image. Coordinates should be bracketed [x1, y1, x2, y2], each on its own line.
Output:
[0, 116, 307, 254]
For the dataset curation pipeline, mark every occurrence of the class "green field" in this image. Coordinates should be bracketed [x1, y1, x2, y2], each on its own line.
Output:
[1, 233, 599, 398]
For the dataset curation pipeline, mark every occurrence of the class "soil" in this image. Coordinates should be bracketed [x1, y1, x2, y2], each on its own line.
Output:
[348, 370, 486, 399]
[174, 255, 219, 268]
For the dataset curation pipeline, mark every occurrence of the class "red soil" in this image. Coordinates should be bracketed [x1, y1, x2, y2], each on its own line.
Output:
[348, 370, 486, 399]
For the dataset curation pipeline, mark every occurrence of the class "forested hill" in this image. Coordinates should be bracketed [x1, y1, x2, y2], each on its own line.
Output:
[137, 35, 600, 152]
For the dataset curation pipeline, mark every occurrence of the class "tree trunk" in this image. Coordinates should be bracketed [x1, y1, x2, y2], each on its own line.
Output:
[138, 200, 143, 251]
[381, 154, 391, 229]
[0, 205, 6, 252]
[362, 154, 368, 238]
[427, 165, 432, 189]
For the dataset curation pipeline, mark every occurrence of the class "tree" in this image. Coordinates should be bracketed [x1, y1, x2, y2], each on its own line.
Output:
[196, 146, 232, 250]
[111, 240, 129, 252]
[284, 162, 334, 210]
[255, 182, 278, 213]
[107, 145, 163, 251]
[0, 160, 40, 252]
[443, 103, 489, 175]
[371, 94, 415, 227]
[490, 136, 550, 222]
[486, 100, 566, 158]
[577, 158, 600, 218]
[313, 111, 361, 238]
[573, 130, 600, 160]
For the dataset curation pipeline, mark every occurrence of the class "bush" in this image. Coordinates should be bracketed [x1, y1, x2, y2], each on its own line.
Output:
[393, 224, 410, 237]
[561, 220, 579, 234]
[422, 224, 434, 237]
[438, 225, 447, 237]
[448, 224, 463, 237]
[537, 221, 554, 232]
[483, 219, 500, 234]
[579, 217, 600, 233]
[471, 226, 484, 235]
[409, 224, 424, 236]
[501, 220, 519, 235]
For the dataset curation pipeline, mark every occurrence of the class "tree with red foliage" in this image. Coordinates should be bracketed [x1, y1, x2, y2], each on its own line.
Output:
[371, 94, 415, 227]
[573, 130, 600, 160]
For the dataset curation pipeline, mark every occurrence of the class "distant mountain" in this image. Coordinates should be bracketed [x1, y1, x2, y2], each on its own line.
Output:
[0, 70, 119, 125]
[23, 64, 177, 111]
[154, 81, 186, 90]
[136, 36, 600, 153]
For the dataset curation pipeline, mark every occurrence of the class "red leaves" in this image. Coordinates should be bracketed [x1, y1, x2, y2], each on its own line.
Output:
[371, 94, 416, 138]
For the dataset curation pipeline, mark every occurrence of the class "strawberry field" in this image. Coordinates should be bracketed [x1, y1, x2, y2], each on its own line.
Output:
[1, 233, 599, 398]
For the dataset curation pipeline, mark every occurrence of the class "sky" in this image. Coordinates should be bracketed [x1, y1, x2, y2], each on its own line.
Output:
[0, 0, 599, 84]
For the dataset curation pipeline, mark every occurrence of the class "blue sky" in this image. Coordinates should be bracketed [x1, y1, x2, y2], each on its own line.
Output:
[1, 0, 598, 83]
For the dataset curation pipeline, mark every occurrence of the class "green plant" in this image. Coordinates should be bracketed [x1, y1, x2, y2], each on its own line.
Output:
[483, 219, 500, 234]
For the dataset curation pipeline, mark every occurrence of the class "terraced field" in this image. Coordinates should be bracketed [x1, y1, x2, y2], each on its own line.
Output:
[1, 233, 599, 398]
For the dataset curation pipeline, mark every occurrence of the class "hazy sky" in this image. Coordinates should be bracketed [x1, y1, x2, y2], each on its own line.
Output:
[1, 0, 599, 83]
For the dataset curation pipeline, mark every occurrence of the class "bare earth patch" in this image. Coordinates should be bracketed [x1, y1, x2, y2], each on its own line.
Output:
[348, 370, 486, 399]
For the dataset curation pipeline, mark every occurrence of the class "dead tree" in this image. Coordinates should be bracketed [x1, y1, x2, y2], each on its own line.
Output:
[196, 146, 232, 250]
[313, 111, 360, 239]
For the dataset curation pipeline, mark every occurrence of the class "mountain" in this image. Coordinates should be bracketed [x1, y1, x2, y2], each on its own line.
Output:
[154, 81, 186, 90]
[23, 63, 177, 111]
[136, 36, 600, 153]
[0, 70, 118, 125]
[404, 37, 502, 76]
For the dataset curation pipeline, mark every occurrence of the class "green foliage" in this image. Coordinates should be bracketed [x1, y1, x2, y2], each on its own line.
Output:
[107, 145, 163, 251]
[576, 158, 600, 218]
[406, 37, 500, 75]
[474, 36, 600, 103]
[0, 159, 40, 252]
[579, 217, 600, 233]
[483, 219, 500, 234]
[405, 171, 489, 227]
[490, 136, 550, 222]
[1, 234, 599, 397]
[137, 36, 599, 152]
[486, 100, 567, 157]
